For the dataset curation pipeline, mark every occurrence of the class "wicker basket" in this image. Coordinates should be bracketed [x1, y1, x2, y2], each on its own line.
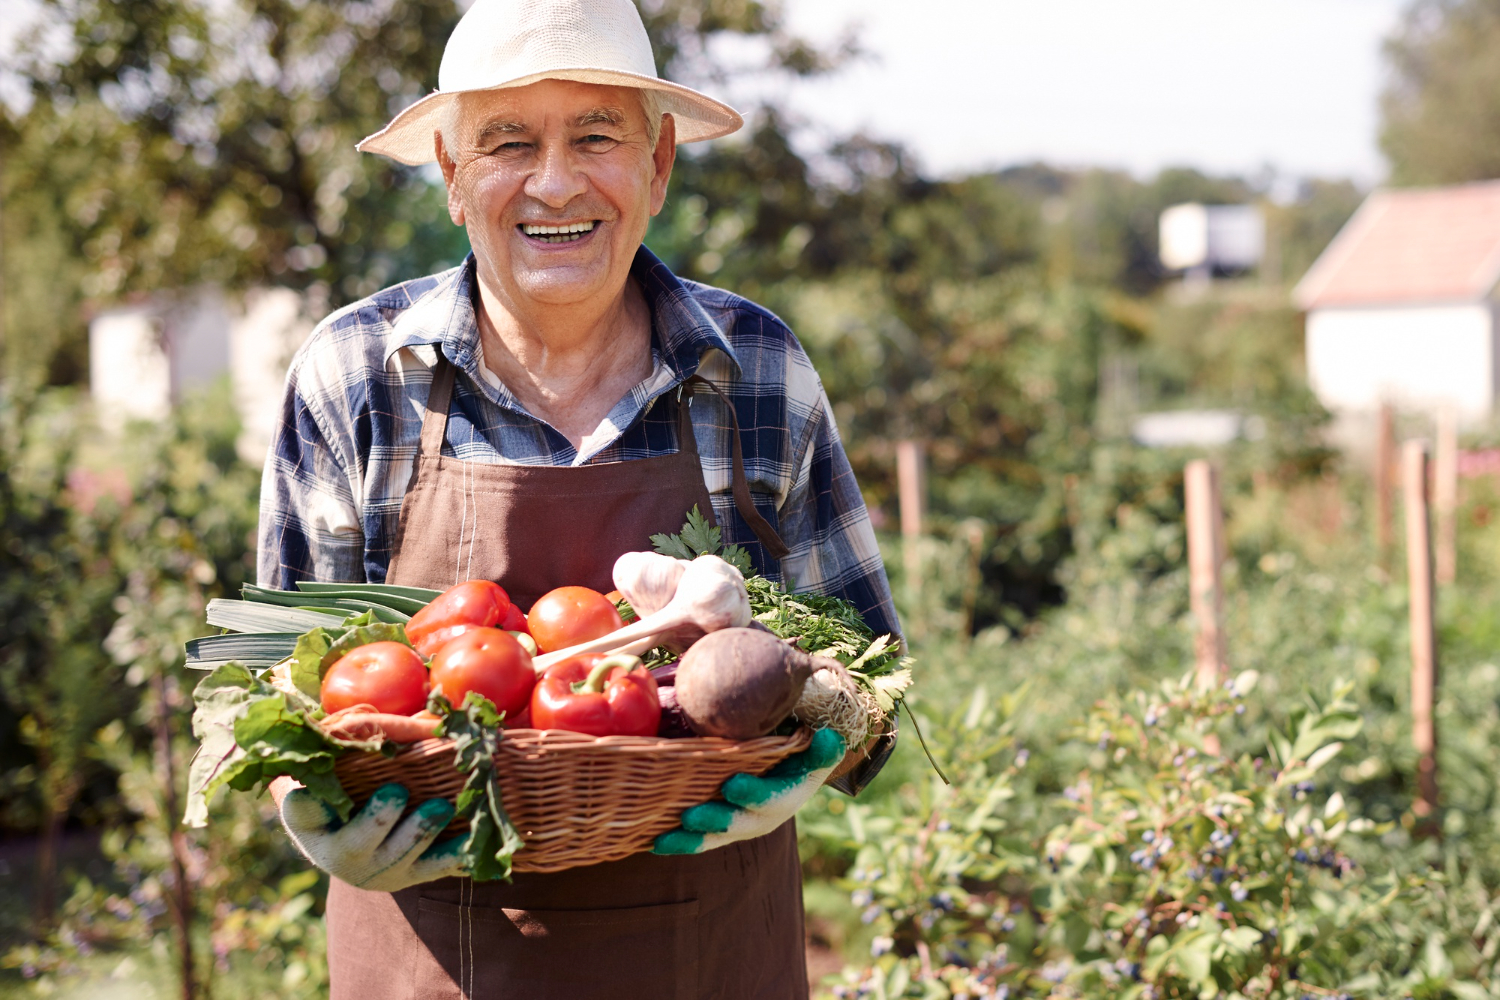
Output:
[334, 727, 812, 873]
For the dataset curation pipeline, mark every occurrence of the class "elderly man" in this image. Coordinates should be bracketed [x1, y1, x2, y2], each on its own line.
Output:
[259, 0, 897, 996]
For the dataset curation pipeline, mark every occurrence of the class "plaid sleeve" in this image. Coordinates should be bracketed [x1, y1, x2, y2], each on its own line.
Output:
[777, 379, 902, 642]
[256, 355, 367, 588]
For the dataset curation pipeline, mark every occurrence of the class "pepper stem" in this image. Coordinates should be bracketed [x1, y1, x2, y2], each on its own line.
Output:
[572, 654, 642, 695]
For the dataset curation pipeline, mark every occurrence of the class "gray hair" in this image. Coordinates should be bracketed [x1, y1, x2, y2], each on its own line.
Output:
[440, 86, 667, 155]
[639, 87, 665, 147]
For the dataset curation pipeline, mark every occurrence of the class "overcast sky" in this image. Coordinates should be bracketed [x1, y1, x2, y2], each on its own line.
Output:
[755, 0, 1411, 183]
[2, 0, 1411, 183]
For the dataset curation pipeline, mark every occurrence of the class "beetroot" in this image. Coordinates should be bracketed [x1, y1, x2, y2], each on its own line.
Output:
[673, 627, 814, 739]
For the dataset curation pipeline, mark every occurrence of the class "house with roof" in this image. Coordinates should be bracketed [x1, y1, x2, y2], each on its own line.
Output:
[1293, 180, 1500, 425]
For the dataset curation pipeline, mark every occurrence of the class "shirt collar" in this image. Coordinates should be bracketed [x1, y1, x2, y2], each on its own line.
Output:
[382, 246, 741, 382]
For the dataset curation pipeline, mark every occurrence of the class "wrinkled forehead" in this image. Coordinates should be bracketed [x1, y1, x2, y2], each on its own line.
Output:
[447, 80, 647, 141]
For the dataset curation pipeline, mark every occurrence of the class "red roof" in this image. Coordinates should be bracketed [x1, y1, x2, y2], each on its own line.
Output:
[1294, 180, 1500, 309]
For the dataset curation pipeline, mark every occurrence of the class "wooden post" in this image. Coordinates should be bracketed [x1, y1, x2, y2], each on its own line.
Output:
[896, 439, 926, 586]
[1434, 407, 1458, 586]
[1185, 460, 1226, 690]
[1375, 402, 1395, 566]
[1403, 440, 1440, 823]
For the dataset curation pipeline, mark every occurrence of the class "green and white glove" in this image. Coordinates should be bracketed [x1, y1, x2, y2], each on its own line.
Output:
[281, 782, 468, 892]
[654, 728, 847, 855]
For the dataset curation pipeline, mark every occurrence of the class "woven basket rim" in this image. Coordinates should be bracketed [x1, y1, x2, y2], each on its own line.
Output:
[388, 726, 810, 756]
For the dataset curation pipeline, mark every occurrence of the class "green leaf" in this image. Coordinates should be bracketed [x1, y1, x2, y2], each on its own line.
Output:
[650, 505, 753, 576]
[1305, 741, 1345, 773]
[1177, 930, 1214, 984]
[1222, 926, 1262, 954]
[288, 629, 336, 701]
[185, 662, 371, 827]
[649, 529, 695, 562]
[434, 692, 524, 882]
[679, 506, 722, 556]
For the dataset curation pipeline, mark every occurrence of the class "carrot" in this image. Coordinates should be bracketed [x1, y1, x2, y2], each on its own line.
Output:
[319, 705, 442, 744]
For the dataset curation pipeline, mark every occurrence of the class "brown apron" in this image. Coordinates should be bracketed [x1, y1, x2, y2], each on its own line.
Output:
[326, 356, 807, 1000]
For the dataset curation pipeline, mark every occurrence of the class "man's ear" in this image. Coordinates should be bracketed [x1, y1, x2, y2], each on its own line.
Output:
[435, 130, 466, 227]
[648, 113, 677, 217]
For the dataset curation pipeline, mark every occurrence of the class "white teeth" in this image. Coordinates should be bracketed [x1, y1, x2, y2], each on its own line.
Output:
[522, 221, 596, 236]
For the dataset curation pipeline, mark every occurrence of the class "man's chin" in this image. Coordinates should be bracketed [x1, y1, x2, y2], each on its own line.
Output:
[503, 264, 617, 307]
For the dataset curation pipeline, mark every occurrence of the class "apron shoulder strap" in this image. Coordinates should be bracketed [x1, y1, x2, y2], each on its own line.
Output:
[682, 375, 791, 561]
[419, 354, 458, 459]
[401, 353, 457, 498]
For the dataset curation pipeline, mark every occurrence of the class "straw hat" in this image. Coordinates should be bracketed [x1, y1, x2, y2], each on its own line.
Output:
[357, 0, 744, 165]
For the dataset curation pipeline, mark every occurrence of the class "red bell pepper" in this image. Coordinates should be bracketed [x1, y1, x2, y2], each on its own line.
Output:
[530, 653, 660, 737]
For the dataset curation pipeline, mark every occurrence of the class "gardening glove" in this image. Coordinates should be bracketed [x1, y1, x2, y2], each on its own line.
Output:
[280, 782, 468, 892]
[653, 728, 846, 855]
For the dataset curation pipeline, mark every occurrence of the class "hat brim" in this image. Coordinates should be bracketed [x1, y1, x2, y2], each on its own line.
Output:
[357, 69, 743, 165]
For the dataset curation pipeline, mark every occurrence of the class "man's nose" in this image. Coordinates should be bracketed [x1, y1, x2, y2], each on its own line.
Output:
[525, 141, 588, 208]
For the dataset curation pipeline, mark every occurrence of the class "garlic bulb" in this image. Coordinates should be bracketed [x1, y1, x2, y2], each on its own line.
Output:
[612, 551, 688, 617]
[532, 554, 751, 671]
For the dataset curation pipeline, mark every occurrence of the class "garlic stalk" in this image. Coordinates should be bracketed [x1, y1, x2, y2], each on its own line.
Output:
[532, 554, 751, 671]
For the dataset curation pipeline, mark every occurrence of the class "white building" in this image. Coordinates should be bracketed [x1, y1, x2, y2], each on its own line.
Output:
[89, 287, 313, 464]
[1294, 180, 1500, 426]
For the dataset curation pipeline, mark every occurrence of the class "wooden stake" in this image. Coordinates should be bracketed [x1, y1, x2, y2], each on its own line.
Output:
[1376, 402, 1395, 566]
[1403, 440, 1440, 822]
[1185, 460, 1226, 690]
[1434, 407, 1458, 586]
[896, 439, 926, 591]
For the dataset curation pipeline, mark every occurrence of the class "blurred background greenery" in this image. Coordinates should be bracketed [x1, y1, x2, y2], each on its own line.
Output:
[3, 0, 1500, 997]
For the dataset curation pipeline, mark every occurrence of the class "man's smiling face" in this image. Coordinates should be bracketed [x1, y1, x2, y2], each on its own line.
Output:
[436, 79, 674, 313]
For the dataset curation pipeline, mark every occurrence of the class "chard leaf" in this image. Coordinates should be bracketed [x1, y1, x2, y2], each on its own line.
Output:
[434, 692, 524, 882]
[288, 629, 335, 701]
[184, 661, 380, 829]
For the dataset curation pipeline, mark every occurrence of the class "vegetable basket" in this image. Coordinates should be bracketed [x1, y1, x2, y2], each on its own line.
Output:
[333, 726, 812, 873]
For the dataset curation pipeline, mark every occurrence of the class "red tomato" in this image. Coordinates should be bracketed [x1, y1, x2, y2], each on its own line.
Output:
[428, 627, 536, 718]
[407, 580, 511, 653]
[499, 602, 529, 635]
[320, 642, 429, 716]
[526, 586, 624, 654]
[412, 622, 481, 659]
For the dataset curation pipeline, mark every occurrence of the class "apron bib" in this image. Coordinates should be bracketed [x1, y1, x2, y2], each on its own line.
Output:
[327, 356, 807, 1000]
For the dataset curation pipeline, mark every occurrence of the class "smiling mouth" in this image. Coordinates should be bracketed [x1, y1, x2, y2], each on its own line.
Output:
[519, 221, 598, 244]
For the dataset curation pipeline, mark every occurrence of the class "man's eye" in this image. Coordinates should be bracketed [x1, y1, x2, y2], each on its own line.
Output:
[580, 134, 615, 144]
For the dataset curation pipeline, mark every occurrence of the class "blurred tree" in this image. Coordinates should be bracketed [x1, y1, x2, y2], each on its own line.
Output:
[0, 0, 848, 389]
[9, 0, 466, 296]
[1382, 0, 1500, 184]
[1267, 178, 1364, 286]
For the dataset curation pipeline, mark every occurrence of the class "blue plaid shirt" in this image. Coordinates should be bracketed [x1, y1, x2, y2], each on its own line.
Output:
[257, 245, 899, 639]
